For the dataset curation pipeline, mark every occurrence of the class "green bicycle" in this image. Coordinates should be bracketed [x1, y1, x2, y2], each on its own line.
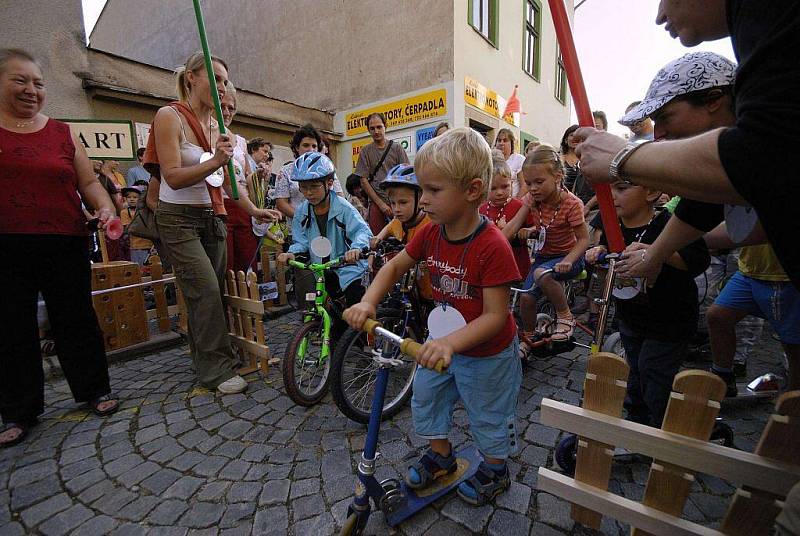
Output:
[282, 237, 367, 406]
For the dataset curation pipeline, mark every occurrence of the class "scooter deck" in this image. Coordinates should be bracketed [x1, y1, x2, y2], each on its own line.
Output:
[727, 382, 778, 400]
[386, 444, 482, 527]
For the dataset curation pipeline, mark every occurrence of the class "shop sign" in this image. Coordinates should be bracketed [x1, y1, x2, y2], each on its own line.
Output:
[351, 137, 373, 169]
[464, 76, 514, 125]
[345, 89, 447, 137]
[62, 119, 137, 160]
[388, 133, 414, 159]
[464, 76, 501, 119]
[416, 126, 437, 150]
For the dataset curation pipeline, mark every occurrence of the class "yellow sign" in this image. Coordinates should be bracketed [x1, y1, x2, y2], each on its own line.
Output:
[351, 138, 373, 169]
[346, 89, 447, 137]
[464, 76, 501, 119]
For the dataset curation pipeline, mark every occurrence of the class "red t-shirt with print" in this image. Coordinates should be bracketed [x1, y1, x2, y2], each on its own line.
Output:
[522, 189, 584, 256]
[405, 219, 520, 357]
[480, 198, 534, 279]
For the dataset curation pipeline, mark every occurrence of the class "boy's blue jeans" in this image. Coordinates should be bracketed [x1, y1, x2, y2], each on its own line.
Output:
[411, 338, 522, 459]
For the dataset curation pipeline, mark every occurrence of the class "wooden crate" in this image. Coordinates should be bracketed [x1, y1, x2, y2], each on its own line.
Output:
[224, 270, 271, 376]
[91, 261, 149, 351]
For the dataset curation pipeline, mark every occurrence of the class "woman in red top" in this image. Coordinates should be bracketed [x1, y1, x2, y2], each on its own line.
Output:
[0, 49, 119, 448]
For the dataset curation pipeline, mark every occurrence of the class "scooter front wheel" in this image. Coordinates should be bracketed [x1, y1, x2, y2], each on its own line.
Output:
[282, 319, 331, 406]
[340, 513, 362, 536]
[555, 434, 578, 476]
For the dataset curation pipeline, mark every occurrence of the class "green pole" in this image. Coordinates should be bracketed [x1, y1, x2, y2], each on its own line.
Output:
[191, 0, 239, 199]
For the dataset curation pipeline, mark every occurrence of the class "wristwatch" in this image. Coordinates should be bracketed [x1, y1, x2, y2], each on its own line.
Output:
[609, 140, 652, 184]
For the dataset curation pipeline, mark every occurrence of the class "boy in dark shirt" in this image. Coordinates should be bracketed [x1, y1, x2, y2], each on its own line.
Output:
[586, 181, 709, 426]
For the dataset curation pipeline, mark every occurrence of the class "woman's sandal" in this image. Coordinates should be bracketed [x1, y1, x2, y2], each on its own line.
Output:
[0, 419, 36, 449]
[550, 317, 575, 342]
[457, 462, 511, 505]
[88, 395, 119, 417]
[405, 447, 457, 490]
[518, 335, 533, 362]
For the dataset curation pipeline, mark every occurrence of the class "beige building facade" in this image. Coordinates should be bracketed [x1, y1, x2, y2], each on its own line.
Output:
[1, 0, 334, 170]
[4, 0, 573, 173]
[335, 0, 574, 174]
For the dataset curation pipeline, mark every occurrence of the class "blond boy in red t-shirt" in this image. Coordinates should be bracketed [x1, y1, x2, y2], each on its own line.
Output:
[344, 128, 521, 506]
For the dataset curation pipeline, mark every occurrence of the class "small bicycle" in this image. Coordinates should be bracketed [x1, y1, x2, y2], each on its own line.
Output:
[281, 237, 368, 406]
[512, 263, 621, 360]
[330, 237, 428, 423]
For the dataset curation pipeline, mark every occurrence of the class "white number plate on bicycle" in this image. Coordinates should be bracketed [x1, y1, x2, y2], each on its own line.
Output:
[305, 292, 317, 301]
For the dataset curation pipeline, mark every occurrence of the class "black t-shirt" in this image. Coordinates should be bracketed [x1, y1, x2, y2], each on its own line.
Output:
[598, 210, 710, 340]
[564, 162, 594, 205]
[315, 210, 328, 238]
[717, 0, 800, 289]
[673, 198, 723, 232]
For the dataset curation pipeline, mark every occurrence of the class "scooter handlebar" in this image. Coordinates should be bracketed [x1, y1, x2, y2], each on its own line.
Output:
[361, 318, 381, 335]
[359, 319, 446, 373]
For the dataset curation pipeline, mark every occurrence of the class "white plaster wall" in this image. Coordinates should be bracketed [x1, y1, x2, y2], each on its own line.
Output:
[452, 0, 574, 147]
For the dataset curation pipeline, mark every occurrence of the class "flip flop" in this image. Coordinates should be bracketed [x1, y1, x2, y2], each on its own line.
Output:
[0, 420, 34, 449]
[88, 395, 119, 417]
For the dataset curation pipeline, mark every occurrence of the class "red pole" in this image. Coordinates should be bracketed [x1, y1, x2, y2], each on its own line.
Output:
[548, 0, 625, 253]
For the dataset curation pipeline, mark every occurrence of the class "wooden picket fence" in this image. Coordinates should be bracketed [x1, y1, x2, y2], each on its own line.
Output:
[537, 352, 800, 535]
[223, 270, 272, 377]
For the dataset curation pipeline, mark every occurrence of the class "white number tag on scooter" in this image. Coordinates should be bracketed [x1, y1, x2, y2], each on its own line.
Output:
[427, 305, 467, 340]
[612, 276, 642, 300]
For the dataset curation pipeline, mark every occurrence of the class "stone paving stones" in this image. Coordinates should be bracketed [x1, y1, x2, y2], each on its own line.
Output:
[0, 310, 783, 535]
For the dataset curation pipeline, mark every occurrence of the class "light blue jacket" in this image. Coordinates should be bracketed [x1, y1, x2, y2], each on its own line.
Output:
[289, 194, 372, 289]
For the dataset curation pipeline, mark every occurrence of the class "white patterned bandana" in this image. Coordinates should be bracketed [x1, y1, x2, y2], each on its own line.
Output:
[619, 52, 737, 127]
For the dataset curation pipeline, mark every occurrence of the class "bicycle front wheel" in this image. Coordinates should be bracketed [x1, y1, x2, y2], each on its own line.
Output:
[330, 309, 418, 423]
[282, 319, 331, 406]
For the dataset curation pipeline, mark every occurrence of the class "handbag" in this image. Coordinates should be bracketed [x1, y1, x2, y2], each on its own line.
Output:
[128, 199, 160, 242]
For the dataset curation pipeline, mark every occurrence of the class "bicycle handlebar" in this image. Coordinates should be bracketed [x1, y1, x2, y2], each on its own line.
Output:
[284, 246, 372, 272]
[360, 318, 445, 373]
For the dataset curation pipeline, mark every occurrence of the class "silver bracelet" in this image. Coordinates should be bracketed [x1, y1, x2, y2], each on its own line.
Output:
[609, 140, 653, 184]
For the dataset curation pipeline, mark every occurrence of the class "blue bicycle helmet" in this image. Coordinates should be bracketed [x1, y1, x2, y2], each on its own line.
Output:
[291, 152, 336, 182]
[379, 164, 420, 191]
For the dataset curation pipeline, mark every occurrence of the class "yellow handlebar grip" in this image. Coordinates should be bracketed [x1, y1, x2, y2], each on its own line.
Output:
[362, 318, 381, 334]
[399, 339, 422, 359]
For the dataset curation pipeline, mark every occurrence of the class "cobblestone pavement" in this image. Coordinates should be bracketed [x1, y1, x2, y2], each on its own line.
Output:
[0, 311, 786, 535]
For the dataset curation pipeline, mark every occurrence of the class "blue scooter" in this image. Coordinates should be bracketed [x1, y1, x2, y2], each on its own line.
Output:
[340, 319, 482, 535]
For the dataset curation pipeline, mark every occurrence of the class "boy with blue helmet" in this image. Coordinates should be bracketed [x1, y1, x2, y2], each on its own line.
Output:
[277, 152, 372, 313]
[370, 164, 433, 302]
